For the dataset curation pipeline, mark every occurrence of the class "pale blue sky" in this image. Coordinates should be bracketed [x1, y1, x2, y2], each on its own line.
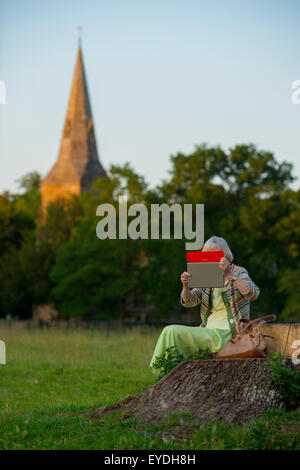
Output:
[0, 0, 300, 193]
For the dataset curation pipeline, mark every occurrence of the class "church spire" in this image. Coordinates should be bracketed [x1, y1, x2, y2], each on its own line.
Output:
[77, 25, 82, 47]
[41, 42, 106, 213]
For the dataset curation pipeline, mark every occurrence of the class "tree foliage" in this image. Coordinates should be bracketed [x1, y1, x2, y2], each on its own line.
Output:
[0, 144, 298, 321]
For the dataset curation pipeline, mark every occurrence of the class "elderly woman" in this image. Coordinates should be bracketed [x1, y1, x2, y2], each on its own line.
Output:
[149, 236, 260, 374]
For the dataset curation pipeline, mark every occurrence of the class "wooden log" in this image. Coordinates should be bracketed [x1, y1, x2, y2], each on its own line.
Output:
[261, 323, 300, 357]
[91, 358, 299, 425]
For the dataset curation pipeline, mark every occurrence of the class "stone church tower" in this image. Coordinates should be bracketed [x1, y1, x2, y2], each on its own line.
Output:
[41, 42, 106, 213]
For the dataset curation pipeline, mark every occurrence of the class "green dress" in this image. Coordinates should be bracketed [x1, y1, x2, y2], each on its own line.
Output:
[149, 287, 232, 375]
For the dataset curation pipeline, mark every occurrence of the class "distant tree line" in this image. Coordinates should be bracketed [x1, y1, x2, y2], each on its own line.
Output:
[0, 143, 299, 322]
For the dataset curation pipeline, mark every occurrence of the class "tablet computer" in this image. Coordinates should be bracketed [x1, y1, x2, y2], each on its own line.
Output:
[186, 251, 224, 288]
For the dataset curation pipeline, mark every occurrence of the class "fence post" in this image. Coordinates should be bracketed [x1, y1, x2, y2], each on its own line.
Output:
[0, 340, 6, 364]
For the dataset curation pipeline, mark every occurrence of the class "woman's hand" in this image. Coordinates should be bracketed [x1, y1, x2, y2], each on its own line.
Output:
[181, 271, 191, 286]
[180, 272, 192, 304]
[219, 257, 233, 277]
[219, 258, 251, 294]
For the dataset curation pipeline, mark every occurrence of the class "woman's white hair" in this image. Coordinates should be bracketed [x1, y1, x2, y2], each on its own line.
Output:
[202, 236, 234, 262]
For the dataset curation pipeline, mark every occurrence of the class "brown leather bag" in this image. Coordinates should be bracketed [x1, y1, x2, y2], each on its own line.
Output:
[213, 315, 276, 359]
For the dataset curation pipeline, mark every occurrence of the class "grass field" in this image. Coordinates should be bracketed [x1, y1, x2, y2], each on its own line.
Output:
[0, 327, 299, 450]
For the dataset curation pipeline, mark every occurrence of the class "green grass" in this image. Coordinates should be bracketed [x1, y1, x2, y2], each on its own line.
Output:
[0, 327, 299, 450]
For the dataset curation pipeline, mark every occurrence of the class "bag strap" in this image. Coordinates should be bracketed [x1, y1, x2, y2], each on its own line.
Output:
[241, 315, 276, 334]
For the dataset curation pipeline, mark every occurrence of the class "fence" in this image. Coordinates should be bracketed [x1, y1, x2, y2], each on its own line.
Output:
[0, 318, 200, 331]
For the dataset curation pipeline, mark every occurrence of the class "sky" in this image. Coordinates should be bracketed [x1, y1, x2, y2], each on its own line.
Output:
[0, 0, 300, 194]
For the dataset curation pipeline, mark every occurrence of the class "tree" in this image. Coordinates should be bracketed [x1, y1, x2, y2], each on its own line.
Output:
[0, 233, 53, 318]
[157, 144, 298, 319]
[49, 163, 151, 319]
[226, 145, 295, 197]
[0, 149, 298, 321]
[14, 171, 42, 222]
[0, 191, 34, 258]
[277, 264, 300, 320]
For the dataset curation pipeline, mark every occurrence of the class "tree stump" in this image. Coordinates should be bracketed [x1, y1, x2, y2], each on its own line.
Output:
[91, 358, 299, 425]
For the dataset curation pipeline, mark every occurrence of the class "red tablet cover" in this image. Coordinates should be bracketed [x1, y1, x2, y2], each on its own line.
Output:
[186, 250, 224, 263]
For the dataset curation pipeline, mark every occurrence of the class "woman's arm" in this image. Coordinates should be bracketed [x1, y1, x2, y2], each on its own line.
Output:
[181, 285, 192, 304]
[220, 258, 260, 301]
[230, 278, 251, 295]
[236, 271, 260, 301]
[180, 272, 202, 307]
